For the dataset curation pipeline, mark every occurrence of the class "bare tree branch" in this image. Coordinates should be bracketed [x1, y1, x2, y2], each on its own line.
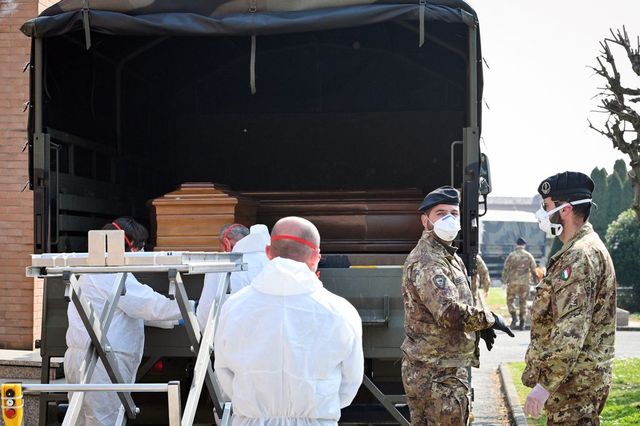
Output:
[591, 27, 640, 219]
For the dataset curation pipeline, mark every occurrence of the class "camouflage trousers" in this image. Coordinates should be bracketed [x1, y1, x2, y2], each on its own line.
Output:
[506, 283, 529, 317]
[545, 373, 611, 425]
[401, 358, 470, 426]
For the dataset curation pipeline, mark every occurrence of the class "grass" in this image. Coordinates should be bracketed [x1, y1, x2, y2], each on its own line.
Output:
[629, 312, 640, 323]
[507, 358, 640, 425]
[485, 286, 511, 319]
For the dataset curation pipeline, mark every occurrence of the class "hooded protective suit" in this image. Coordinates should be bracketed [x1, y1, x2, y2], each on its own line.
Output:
[64, 273, 182, 426]
[214, 257, 364, 426]
[197, 224, 270, 330]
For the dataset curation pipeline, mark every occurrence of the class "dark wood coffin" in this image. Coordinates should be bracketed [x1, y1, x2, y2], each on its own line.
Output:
[242, 189, 424, 254]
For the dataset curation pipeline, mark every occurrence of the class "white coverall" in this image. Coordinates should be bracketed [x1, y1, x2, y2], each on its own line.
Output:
[214, 257, 364, 426]
[197, 224, 270, 330]
[64, 273, 182, 426]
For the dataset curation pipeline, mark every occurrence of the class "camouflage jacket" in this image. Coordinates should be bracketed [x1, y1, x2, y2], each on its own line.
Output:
[401, 231, 495, 367]
[522, 223, 616, 392]
[473, 255, 491, 294]
[501, 247, 536, 286]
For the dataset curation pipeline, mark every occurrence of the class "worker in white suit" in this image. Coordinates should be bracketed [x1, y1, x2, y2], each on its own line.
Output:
[197, 223, 270, 330]
[64, 217, 183, 426]
[214, 216, 364, 425]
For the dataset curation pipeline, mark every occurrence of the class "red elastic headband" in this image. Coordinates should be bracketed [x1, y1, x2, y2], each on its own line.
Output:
[112, 222, 136, 252]
[222, 223, 244, 241]
[271, 235, 319, 250]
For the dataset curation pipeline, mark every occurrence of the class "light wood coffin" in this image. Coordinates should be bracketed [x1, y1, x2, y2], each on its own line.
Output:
[149, 183, 256, 251]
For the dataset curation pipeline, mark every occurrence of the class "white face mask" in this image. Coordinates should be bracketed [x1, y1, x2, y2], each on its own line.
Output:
[535, 198, 592, 236]
[431, 214, 461, 242]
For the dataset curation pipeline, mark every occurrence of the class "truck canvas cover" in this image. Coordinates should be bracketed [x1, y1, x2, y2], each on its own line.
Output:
[22, 0, 478, 37]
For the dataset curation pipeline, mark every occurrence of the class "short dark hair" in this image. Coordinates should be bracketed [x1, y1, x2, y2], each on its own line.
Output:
[553, 196, 591, 221]
[219, 223, 249, 242]
[102, 217, 148, 251]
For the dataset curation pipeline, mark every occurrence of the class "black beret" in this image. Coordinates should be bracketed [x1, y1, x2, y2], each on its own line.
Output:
[517, 237, 526, 245]
[537, 171, 594, 199]
[418, 186, 460, 212]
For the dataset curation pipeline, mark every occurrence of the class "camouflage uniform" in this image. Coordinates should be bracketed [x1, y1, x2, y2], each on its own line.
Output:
[502, 247, 536, 320]
[522, 223, 616, 425]
[473, 255, 491, 295]
[401, 231, 495, 425]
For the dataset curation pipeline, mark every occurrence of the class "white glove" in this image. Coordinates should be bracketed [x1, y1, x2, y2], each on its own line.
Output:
[524, 383, 550, 418]
[144, 320, 177, 329]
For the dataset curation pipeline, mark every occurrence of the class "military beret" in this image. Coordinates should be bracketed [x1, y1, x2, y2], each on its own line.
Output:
[517, 237, 526, 245]
[418, 186, 460, 212]
[537, 171, 594, 199]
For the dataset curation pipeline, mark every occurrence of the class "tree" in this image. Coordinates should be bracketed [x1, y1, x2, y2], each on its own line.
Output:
[605, 209, 640, 310]
[613, 158, 635, 205]
[589, 167, 609, 236]
[589, 27, 640, 220]
[588, 162, 633, 237]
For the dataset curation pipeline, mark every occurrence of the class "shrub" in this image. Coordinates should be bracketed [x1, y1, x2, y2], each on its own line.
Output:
[605, 209, 640, 311]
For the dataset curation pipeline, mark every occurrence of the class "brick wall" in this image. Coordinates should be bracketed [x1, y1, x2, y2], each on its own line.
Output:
[0, 0, 58, 349]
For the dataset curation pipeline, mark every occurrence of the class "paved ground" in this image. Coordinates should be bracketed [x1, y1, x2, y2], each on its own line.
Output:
[1, 331, 638, 426]
[471, 329, 640, 425]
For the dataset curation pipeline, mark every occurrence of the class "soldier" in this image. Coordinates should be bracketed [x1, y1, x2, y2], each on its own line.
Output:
[473, 254, 491, 297]
[522, 171, 616, 425]
[401, 186, 514, 425]
[502, 237, 537, 329]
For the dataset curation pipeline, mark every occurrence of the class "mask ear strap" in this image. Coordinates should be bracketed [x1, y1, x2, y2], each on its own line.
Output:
[112, 222, 137, 252]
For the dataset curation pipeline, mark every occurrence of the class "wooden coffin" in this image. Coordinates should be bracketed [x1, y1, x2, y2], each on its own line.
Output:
[242, 189, 424, 254]
[149, 182, 256, 251]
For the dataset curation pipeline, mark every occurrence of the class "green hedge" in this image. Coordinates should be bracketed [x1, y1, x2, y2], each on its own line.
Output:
[605, 209, 640, 311]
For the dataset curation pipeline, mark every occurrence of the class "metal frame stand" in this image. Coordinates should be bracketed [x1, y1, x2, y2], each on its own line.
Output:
[28, 252, 244, 425]
[18, 382, 182, 426]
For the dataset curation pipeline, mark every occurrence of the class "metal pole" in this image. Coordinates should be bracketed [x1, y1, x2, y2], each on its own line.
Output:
[461, 10, 479, 129]
[167, 381, 182, 426]
[34, 38, 43, 133]
[32, 37, 51, 253]
[67, 273, 138, 419]
[22, 383, 171, 392]
[460, 10, 481, 273]
[64, 273, 128, 424]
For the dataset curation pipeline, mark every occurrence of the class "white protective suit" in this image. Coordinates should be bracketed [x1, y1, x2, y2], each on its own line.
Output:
[64, 273, 182, 426]
[214, 257, 364, 426]
[197, 224, 270, 330]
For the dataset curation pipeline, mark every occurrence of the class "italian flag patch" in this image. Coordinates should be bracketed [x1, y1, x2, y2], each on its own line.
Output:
[561, 267, 571, 281]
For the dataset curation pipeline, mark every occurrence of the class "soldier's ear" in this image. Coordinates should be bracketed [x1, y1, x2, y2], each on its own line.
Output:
[420, 213, 430, 229]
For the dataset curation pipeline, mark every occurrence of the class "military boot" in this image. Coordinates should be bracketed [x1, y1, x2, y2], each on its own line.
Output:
[510, 313, 518, 328]
[518, 315, 525, 330]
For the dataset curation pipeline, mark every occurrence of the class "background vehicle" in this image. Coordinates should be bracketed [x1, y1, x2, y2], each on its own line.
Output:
[23, 0, 485, 423]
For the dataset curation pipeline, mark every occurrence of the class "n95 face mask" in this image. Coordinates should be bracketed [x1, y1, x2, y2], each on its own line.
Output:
[432, 214, 461, 242]
[535, 198, 592, 236]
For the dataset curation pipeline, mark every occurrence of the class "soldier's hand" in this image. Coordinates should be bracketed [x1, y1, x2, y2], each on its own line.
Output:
[479, 328, 496, 351]
[491, 312, 515, 337]
[524, 384, 550, 418]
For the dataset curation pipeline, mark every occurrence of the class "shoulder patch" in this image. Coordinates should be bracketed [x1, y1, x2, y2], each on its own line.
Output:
[432, 274, 447, 289]
[560, 267, 571, 281]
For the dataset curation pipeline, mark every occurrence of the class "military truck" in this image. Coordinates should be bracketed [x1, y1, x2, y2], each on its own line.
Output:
[22, 0, 488, 424]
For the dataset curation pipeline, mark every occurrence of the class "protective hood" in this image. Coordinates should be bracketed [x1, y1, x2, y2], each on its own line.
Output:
[251, 257, 322, 296]
[232, 224, 270, 254]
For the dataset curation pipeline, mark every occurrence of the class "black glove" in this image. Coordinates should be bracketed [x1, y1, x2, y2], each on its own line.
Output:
[492, 312, 515, 337]
[480, 327, 497, 351]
